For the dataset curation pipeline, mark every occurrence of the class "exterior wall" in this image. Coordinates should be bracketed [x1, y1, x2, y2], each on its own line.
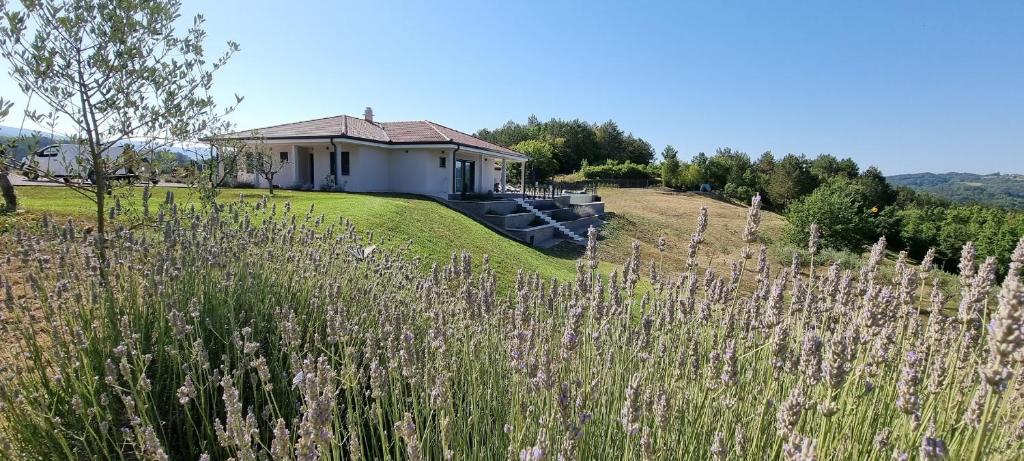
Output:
[236, 145, 295, 188]
[310, 144, 333, 188]
[480, 156, 500, 193]
[247, 140, 512, 196]
[342, 143, 390, 192]
[273, 147, 296, 186]
[454, 151, 502, 194]
[389, 148, 451, 195]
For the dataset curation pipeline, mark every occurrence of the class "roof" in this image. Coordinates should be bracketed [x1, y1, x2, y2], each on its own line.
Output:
[212, 114, 525, 159]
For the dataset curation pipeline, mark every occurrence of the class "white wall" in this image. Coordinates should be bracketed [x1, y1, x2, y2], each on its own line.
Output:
[273, 147, 296, 186]
[311, 144, 333, 188]
[342, 143, 390, 192]
[246, 140, 509, 196]
[389, 148, 451, 195]
[236, 145, 296, 189]
[454, 151, 501, 194]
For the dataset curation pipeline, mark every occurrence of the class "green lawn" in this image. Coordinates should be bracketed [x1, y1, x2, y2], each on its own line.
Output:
[5, 186, 585, 291]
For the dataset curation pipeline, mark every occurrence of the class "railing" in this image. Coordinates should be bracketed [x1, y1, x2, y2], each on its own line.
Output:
[515, 180, 598, 200]
[589, 178, 658, 188]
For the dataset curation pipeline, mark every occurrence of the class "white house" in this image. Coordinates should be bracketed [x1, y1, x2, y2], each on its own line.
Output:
[212, 108, 527, 198]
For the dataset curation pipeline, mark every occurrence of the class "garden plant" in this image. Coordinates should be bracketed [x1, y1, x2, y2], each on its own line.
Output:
[1, 193, 1023, 460]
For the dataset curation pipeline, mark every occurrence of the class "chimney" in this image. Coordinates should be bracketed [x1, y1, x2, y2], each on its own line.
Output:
[363, 107, 374, 122]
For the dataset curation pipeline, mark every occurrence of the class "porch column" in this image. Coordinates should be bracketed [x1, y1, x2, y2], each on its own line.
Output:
[448, 149, 455, 194]
[478, 153, 484, 192]
[500, 158, 507, 193]
[290, 145, 299, 186]
[520, 160, 526, 192]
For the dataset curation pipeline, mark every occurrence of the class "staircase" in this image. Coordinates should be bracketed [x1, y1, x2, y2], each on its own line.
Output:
[514, 198, 585, 243]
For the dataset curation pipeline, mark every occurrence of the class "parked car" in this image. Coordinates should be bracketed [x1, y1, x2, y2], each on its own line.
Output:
[20, 143, 154, 183]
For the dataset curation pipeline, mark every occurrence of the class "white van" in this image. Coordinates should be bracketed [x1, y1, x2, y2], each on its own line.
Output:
[21, 143, 150, 183]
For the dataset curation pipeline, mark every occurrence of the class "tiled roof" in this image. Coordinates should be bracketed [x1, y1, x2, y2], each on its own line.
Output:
[215, 115, 524, 158]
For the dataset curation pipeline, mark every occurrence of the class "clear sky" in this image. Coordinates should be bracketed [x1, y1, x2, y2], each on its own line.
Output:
[2, 0, 1022, 174]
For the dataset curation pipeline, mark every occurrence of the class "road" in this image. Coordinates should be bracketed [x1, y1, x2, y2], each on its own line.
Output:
[7, 173, 188, 188]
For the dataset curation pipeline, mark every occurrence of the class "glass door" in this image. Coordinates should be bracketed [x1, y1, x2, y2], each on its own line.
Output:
[455, 159, 475, 193]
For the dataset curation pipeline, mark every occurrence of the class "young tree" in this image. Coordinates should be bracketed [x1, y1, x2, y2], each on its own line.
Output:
[764, 154, 817, 209]
[240, 131, 287, 194]
[0, 0, 239, 275]
[661, 145, 681, 189]
[0, 97, 16, 212]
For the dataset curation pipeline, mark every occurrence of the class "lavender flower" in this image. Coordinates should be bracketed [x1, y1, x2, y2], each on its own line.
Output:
[585, 226, 599, 270]
[394, 412, 422, 461]
[919, 422, 948, 461]
[741, 194, 762, 244]
[710, 431, 726, 461]
[808, 222, 820, 256]
[620, 374, 643, 436]
[895, 351, 924, 417]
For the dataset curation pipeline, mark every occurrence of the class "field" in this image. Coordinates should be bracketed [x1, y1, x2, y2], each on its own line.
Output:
[597, 187, 785, 266]
[2, 184, 1023, 460]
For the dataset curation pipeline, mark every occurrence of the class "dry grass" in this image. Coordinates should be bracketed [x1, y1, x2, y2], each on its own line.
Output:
[598, 187, 785, 273]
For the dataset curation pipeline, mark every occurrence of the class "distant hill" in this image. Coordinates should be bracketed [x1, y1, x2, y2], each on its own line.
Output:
[0, 125, 68, 161]
[888, 172, 1024, 209]
[1, 124, 208, 161]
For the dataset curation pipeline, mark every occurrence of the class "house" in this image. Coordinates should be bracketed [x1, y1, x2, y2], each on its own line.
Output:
[211, 108, 527, 198]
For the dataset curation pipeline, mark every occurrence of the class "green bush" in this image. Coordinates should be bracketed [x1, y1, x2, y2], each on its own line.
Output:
[579, 160, 658, 181]
[784, 178, 875, 252]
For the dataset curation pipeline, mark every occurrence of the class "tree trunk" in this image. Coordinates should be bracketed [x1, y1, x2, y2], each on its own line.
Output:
[0, 167, 16, 212]
[93, 153, 108, 285]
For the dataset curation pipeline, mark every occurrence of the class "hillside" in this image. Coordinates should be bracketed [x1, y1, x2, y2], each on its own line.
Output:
[0, 124, 209, 160]
[0, 124, 66, 160]
[4, 186, 585, 292]
[888, 172, 1024, 208]
[597, 187, 785, 274]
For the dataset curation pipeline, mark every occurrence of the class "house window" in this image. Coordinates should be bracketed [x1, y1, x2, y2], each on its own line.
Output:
[341, 151, 350, 176]
[439, 157, 446, 168]
[279, 152, 288, 162]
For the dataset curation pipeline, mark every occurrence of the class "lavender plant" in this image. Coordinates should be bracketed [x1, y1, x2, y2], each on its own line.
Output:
[0, 194, 1022, 460]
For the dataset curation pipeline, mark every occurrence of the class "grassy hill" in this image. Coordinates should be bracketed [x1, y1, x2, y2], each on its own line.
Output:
[596, 187, 785, 272]
[4, 186, 585, 292]
[888, 172, 1024, 208]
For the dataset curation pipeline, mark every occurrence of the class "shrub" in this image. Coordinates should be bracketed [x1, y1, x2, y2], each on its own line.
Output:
[228, 179, 257, 189]
[785, 178, 876, 252]
[319, 174, 337, 191]
[579, 160, 657, 181]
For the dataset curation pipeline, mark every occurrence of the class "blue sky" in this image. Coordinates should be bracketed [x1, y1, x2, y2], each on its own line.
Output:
[2, 0, 1022, 174]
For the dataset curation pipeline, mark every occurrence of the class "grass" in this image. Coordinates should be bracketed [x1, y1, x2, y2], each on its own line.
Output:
[597, 187, 785, 267]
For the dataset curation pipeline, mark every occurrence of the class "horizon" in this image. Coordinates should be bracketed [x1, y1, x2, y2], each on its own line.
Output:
[1, 0, 1021, 175]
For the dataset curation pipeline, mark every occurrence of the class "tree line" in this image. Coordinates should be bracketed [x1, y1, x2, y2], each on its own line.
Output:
[475, 115, 656, 181]
[660, 146, 1022, 277]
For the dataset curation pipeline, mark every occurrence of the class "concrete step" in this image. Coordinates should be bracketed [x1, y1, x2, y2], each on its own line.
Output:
[516, 197, 584, 241]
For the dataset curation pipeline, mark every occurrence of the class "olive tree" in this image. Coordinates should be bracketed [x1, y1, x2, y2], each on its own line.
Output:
[0, 97, 16, 212]
[238, 130, 285, 195]
[0, 0, 240, 276]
